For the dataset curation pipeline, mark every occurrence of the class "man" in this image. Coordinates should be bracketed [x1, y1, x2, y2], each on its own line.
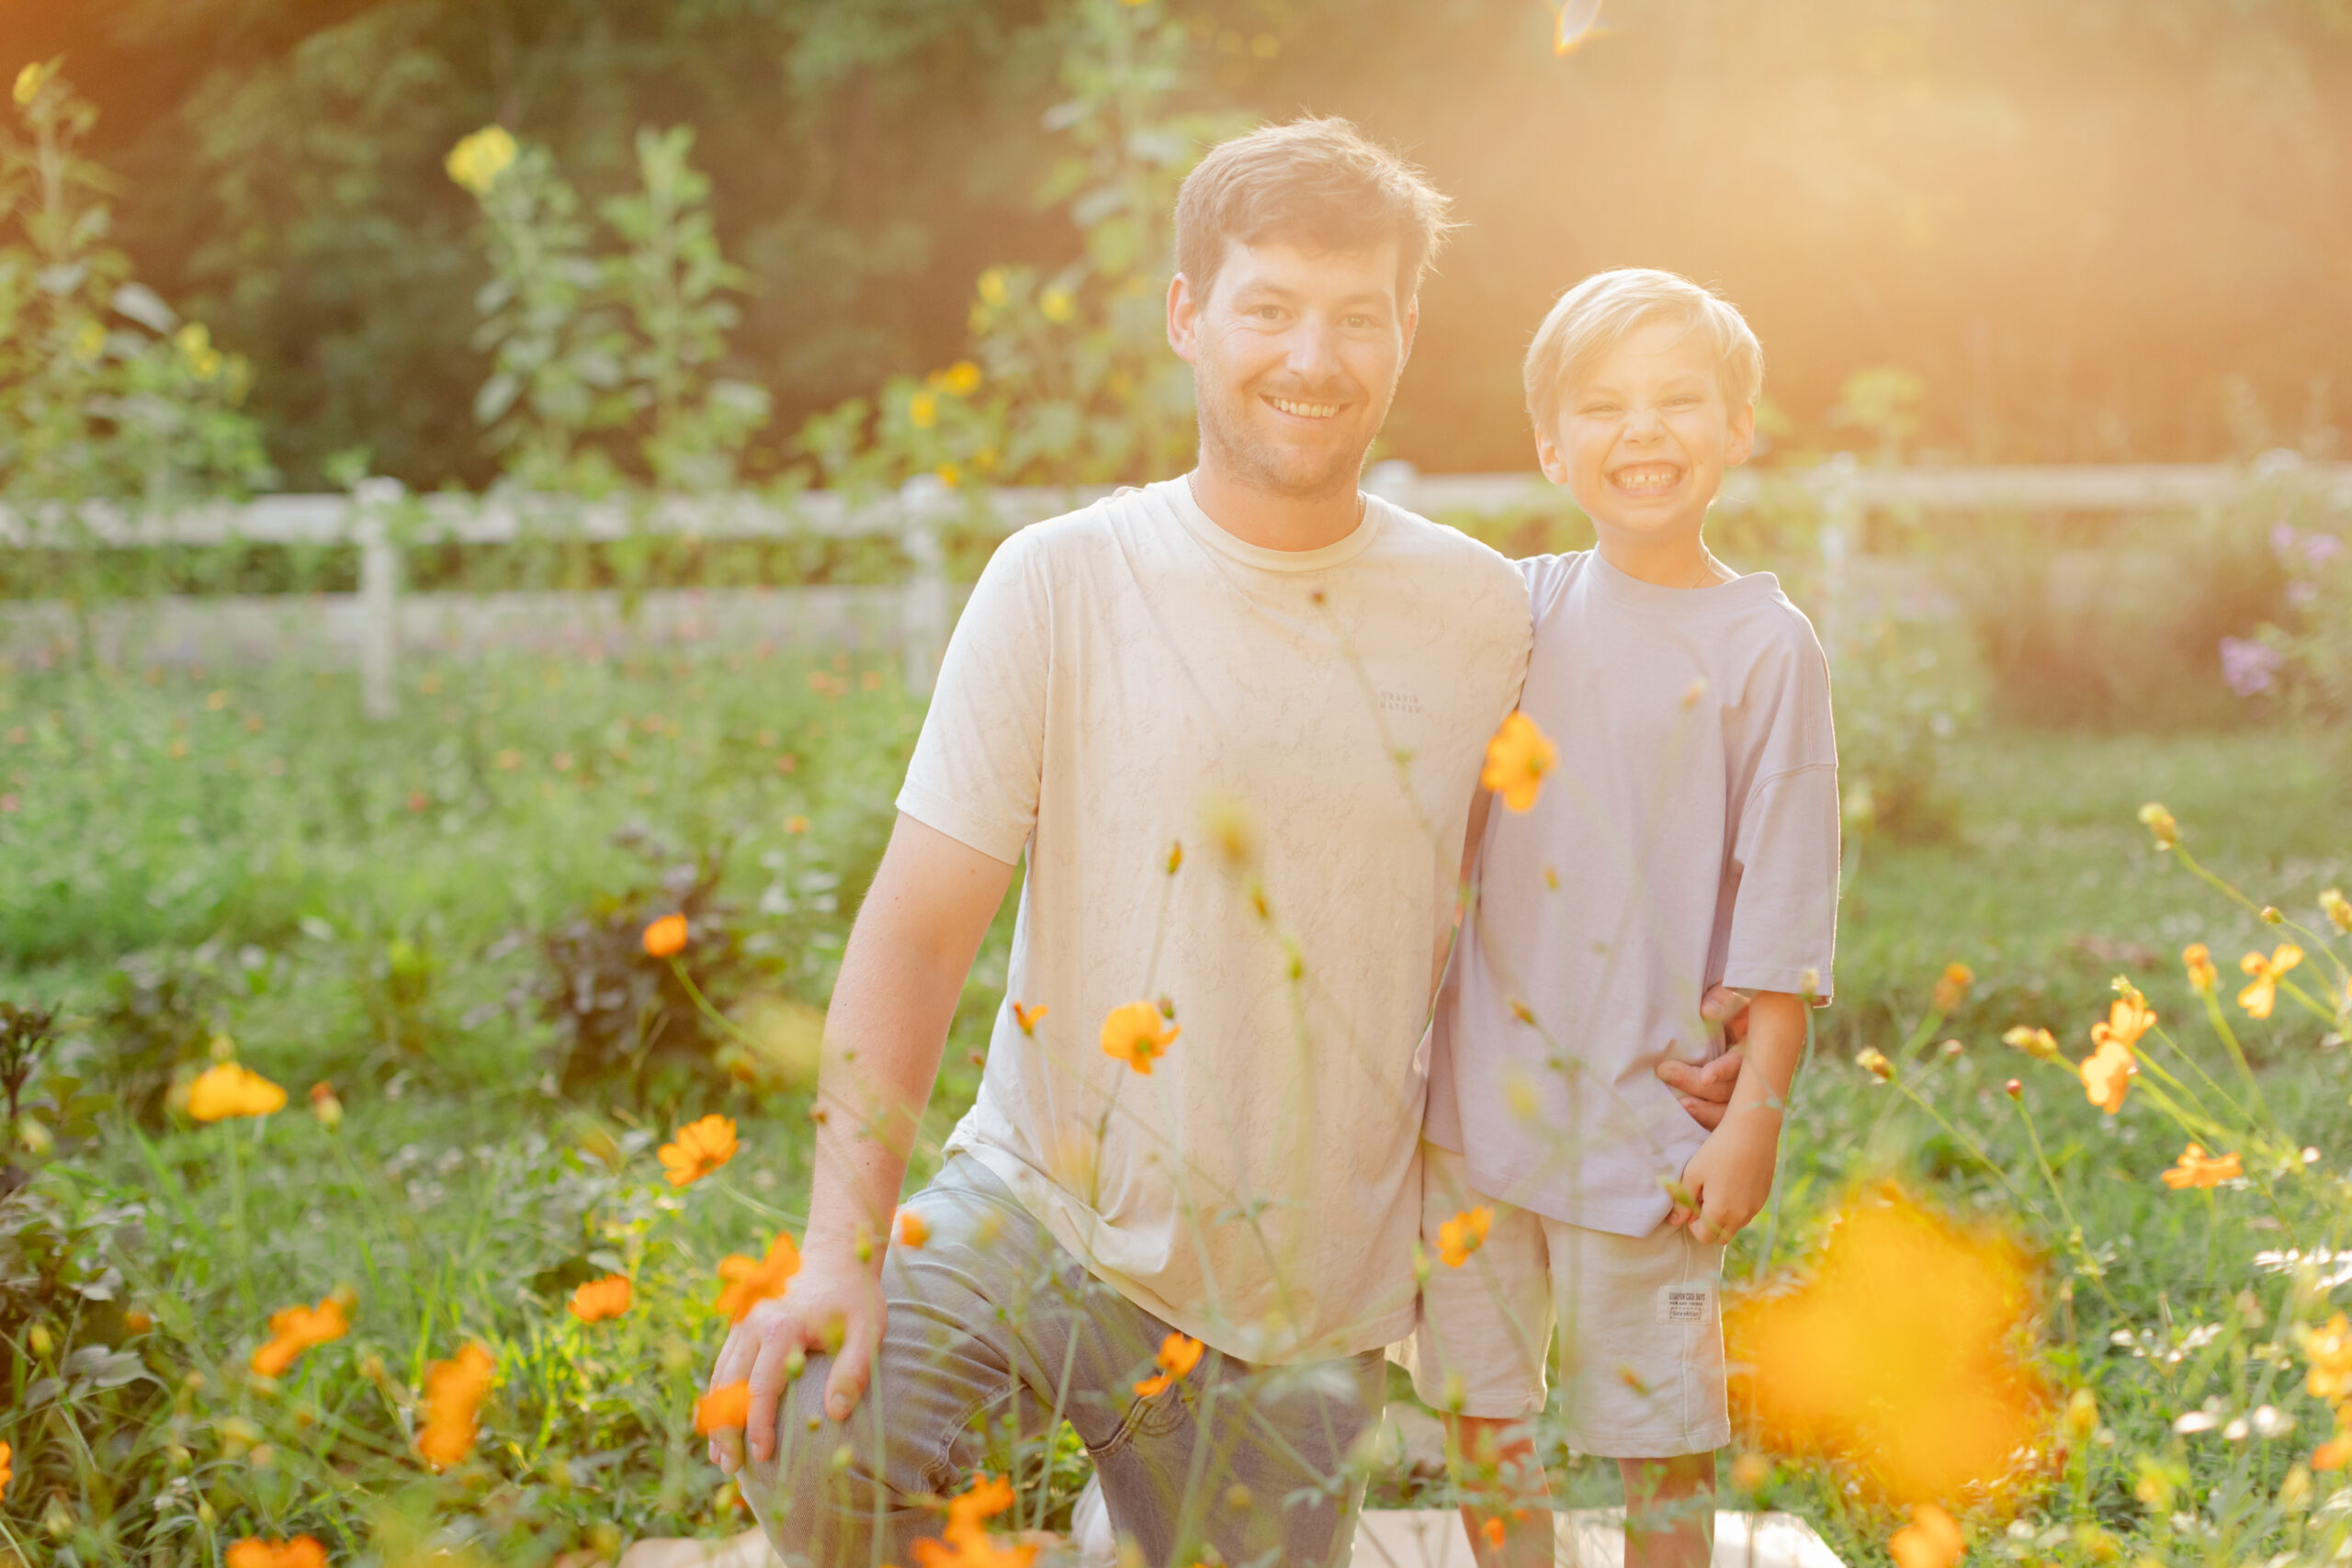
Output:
[709, 117, 1748, 1565]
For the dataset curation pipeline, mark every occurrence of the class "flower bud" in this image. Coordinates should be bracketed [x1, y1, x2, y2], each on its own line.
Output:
[1854, 1047, 1893, 1081]
[2136, 802, 2177, 849]
[2004, 1078, 2022, 1100]
[2322, 889, 2352, 934]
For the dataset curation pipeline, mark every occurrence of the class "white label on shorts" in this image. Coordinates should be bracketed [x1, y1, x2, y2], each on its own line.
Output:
[1656, 1282, 1716, 1325]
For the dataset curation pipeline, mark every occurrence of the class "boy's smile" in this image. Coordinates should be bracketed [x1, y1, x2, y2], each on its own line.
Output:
[1536, 317, 1755, 581]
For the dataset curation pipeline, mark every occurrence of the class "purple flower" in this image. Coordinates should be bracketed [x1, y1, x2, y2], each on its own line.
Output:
[2219, 636, 2283, 697]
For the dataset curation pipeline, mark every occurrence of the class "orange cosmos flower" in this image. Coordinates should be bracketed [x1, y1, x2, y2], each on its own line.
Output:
[695, 1379, 752, 1436]
[897, 1209, 931, 1249]
[2323, 888, 2352, 934]
[1888, 1504, 1962, 1568]
[2299, 1313, 2352, 1404]
[2091, 989, 2157, 1052]
[910, 1473, 1036, 1568]
[416, 1340, 494, 1469]
[642, 913, 689, 957]
[2182, 942, 2218, 993]
[251, 1296, 351, 1378]
[1726, 1189, 2047, 1503]
[1100, 1000, 1178, 1074]
[660, 1113, 738, 1186]
[226, 1539, 329, 1568]
[568, 1275, 632, 1324]
[2314, 1432, 2352, 1472]
[188, 1062, 288, 1122]
[1012, 1000, 1047, 1035]
[1436, 1206, 1493, 1268]
[1133, 1332, 1206, 1398]
[2079, 1037, 2136, 1115]
[1930, 963, 1973, 1014]
[2160, 1145, 2242, 1190]
[2238, 944, 2304, 1020]
[1480, 712, 1557, 813]
[0, 1439, 9, 1499]
[715, 1232, 802, 1322]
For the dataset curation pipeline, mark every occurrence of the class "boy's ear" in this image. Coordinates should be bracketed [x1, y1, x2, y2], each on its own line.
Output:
[1724, 400, 1757, 468]
[1534, 424, 1571, 486]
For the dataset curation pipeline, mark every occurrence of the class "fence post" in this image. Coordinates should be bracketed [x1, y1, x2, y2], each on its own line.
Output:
[1814, 452, 1860, 662]
[353, 477, 405, 721]
[899, 474, 952, 696]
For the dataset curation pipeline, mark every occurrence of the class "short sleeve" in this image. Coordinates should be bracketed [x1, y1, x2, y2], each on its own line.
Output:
[894, 529, 1050, 865]
[1723, 632, 1839, 999]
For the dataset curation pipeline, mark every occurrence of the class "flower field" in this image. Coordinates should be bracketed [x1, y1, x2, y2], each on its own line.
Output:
[2, 649, 2349, 1566]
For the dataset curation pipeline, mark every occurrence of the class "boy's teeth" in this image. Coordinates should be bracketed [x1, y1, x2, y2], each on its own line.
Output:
[1615, 467, 1679, 486]
[1270, 397, 1339, 419]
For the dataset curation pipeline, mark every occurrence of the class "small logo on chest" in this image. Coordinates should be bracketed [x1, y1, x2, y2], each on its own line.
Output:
[1377, 690, 1424, 716]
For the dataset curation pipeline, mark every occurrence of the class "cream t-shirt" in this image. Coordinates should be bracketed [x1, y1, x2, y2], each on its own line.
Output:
[898, 477, 1531, 1363]
[1423, 549, 1840, 1237]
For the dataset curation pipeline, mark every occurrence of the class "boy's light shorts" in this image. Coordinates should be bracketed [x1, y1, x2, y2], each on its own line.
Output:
[1408, 1144, 1731, 1458]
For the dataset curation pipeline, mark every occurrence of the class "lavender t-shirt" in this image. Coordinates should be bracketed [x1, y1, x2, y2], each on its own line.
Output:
[1423, 549, 1839, 1236]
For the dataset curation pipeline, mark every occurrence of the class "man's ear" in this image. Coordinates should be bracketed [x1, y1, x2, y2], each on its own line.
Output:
[1724, 400, 1757, 468]
[1167, 272, 1201, 365]
[1534, 424, 1570, 486]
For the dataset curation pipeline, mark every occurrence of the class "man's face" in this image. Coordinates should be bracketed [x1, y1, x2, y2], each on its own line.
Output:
[1169, 237, 1417, 501]
[1537, 317, 1754, 547]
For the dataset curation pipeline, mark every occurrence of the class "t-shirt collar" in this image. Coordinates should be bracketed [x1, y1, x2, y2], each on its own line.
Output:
[1160, 474, 1385, 574]
[1586, 544, 1778, 610]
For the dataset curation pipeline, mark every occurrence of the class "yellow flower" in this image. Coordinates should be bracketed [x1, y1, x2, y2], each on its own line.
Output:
[912, 1473, 1036, 1568]
[2079, 1037, 2135, 1115]
[445, 126, 518, 195]
[1854, 1047, 1894, 1080]
[942, 360, 982, 396]
[416, 1340, 494, 1469]
[1931, 962, 1973, 1014]
[1133, 1331, 1205, 1397]
[250, 1296, 351, 1378]
[936, 462, 961, 488]
[188, 1062, 288, 1122]
[2238, 944, 2304, 1020]
[659, 1113, 738, 1187]
[1888, 1504, 1962, 1568]
[1039, 287, 1077, 323]
[1436, 1206, 1492, 1268]
[226, 1539, 329, 1568]
[694, 1378, 751, 1435]
[1480, 711, 1557, 813]
[977, 267, 1010, 308]
[2002, 1026, 2061, 1064]
[2299, 1313, 2352, 1404]
[567, 1275, 632, 1324]
[2182, 942, 2217, 993]
[908, 390, 938, 429]
[2160, 1144, 2242, 1190]
[642, 913, 688, 956]
[714, 1231, 801, 1322]
[1100, 1000, 1179, 1074]
[13, 62, 52, 107]
[2092, 989, 2157, 1052]
[73, 320, 106, 364]
[1012, 1000, 1047, 1035]
[2318, 887, 2352, 933]
[175, 322, 223, 381]
[2136, 802, 2177, 849]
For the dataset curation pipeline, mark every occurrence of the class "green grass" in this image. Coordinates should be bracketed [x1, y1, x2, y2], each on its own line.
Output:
[3, 655, 2350, 1565]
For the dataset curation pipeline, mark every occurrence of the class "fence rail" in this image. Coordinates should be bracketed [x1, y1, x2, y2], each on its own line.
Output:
[6, 456, 2347, 718]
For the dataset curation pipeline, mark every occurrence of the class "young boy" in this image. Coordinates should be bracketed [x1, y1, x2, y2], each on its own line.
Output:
[1414, 268, 1839, 1568]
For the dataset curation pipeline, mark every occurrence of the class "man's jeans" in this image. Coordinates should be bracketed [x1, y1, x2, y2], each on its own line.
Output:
[742, 1155, 1385, 1567]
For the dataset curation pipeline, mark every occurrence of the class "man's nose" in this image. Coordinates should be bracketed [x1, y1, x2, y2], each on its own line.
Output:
[1284, 315, 1344, 385]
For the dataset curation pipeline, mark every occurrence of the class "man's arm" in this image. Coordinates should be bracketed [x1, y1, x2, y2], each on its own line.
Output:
[707, 813, 1014, 1470]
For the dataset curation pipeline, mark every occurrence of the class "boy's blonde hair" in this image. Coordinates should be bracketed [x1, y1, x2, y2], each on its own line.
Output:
[1522, 267, 1763, 434]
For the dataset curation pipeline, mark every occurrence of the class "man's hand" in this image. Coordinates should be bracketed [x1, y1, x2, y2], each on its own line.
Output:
[705, 1246, 885, 1472]
[1656, 986, 1751, 1129]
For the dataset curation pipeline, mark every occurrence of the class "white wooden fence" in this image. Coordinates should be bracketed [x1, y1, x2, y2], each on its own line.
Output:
[4, 454, 2346, 718]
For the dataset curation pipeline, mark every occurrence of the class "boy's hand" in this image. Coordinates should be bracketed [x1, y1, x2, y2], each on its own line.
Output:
[1666, 1107, 1781, 1245]
[1656, 985, 1751, 1129]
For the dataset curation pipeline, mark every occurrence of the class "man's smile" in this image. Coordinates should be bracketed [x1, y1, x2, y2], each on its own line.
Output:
[1264, 394, 1344, 421]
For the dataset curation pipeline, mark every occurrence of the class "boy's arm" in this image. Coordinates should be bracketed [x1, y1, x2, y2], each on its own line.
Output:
[1668, 989, 1807, 1244]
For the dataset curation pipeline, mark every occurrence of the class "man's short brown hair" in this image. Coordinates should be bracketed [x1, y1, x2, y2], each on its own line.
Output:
[1173, 117, 1456, 306]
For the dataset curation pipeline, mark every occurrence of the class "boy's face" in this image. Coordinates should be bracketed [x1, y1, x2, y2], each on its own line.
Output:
[1536, 317, 1754, 547]
[1169, 236, 1417, 501]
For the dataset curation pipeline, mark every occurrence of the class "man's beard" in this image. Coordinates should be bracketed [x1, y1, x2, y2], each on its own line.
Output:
[1193, 364, 1380, 502]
